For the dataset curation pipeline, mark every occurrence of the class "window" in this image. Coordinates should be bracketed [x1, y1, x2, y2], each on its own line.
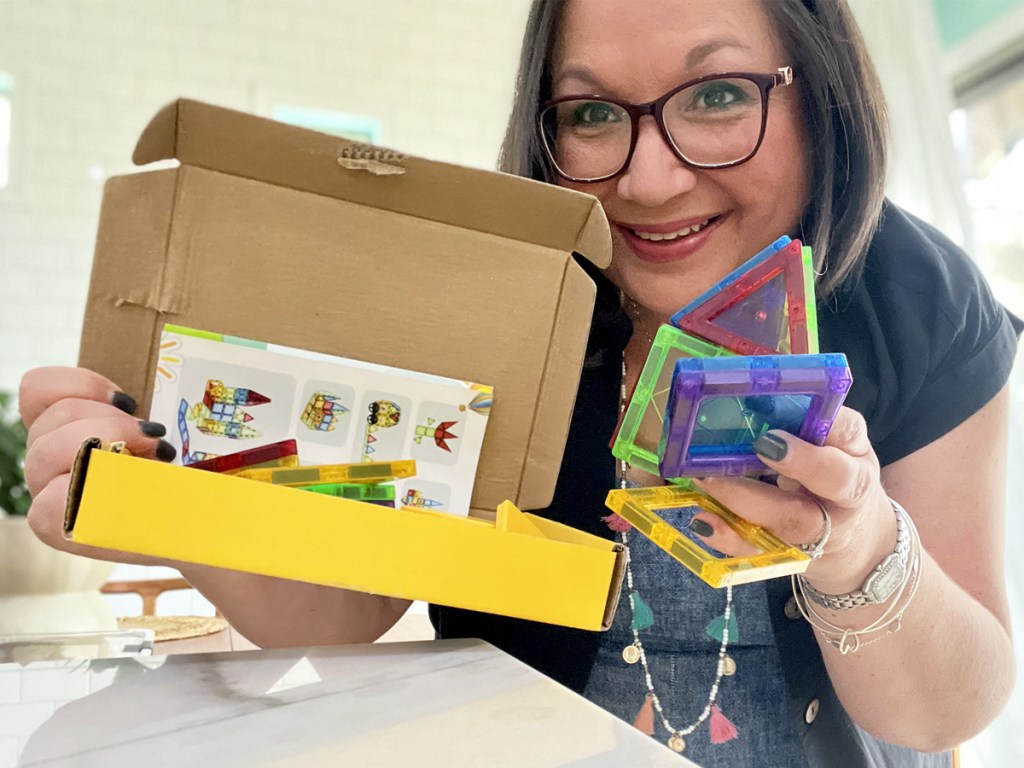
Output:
[949, 50, 1024, 768]
[0, 72, 12, 190]
[272, 105, 381, 144]
[950, 57, 1024, 316]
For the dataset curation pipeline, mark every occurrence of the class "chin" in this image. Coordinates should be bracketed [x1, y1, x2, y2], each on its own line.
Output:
[621, 267, 692, 304]
[610, 251, 727, 322]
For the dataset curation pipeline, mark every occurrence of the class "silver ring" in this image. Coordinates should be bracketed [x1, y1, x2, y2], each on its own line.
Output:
[798, 499, 831, 559]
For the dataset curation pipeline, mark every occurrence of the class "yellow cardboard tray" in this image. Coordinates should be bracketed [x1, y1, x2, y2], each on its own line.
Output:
[65, 441, 626, 631]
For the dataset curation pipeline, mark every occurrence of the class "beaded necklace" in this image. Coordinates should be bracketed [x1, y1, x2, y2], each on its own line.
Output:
[607, 300, 740, 754]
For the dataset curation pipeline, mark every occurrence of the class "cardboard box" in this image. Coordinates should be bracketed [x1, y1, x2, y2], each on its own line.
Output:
[64, 99, 625, 631]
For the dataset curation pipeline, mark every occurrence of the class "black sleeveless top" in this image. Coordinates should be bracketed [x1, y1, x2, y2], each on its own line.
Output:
[431, 202, 1022, 767]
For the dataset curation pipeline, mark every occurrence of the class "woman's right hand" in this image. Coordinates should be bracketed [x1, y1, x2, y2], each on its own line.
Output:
[18, 365, 413, 646]
[19, 366, 177, 562]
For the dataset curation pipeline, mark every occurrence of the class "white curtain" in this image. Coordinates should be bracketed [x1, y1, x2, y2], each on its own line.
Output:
[849, 0, 975, 250]
[847, 0, 974, 249]
[848, 1, 1024, 765]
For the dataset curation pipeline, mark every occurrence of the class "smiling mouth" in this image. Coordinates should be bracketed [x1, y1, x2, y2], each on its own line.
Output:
[630, 216, 719, 242]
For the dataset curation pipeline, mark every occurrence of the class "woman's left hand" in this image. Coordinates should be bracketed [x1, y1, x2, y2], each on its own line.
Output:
[691, 406, 897, 594]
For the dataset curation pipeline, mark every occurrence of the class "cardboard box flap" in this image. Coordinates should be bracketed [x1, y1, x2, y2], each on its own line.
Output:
[516, 259, 594, 511]
[132, 99, 611, 268]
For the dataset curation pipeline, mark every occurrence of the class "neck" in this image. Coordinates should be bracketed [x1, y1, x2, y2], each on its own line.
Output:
[624, 334, 651, 378]
[621, 293, 663, 369]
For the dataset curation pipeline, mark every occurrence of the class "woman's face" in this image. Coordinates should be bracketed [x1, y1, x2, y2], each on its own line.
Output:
[551, 0, 811, 321]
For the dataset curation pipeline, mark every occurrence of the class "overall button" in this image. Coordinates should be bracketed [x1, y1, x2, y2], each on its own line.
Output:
[784, 596, 802, 620]
[805, 698, 820, 724]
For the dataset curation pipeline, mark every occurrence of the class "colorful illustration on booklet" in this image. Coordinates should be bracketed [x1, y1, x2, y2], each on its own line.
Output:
[161, 350, 297, 463]
[401, 480, 452, 512]
[411, 402, 471, 466]
[361, 397, 408, 462]
[464, 389, 493, 416]
[150, 325, 494, 516]
[175, 375, 291, 463]
[415, 418, 458, 452]
[297, 380, 355, 449]
[154, 335, 184, 393]
[185, 379, 270, 440]
[178, 399, 214, 466]
[301, 391, 350, 432]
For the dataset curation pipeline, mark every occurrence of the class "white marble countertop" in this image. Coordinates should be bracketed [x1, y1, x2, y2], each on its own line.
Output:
[4, 639, 700, 767]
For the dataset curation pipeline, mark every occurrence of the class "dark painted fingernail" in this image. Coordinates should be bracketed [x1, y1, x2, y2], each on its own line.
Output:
[753, 433, 788, 461]
[138, 421, 166, 438]
[111, 391, 137, 415]
[155, 440, 177, 462]
[689, 518, 714, 537]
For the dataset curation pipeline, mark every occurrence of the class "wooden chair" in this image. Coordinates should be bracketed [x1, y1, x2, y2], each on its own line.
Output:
[100, 577, 195, 617]
[100, 577, 254, 654]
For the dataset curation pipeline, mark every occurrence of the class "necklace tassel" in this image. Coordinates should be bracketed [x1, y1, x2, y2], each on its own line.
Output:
[709, 705, 739, 744]
[705, 610, 739, 644]
[633, 694, 655, 735]
[602, 512, 632, 532]
[630, 591, 654, 630]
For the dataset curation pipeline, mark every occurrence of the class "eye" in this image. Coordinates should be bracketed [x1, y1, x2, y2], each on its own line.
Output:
[571, 101, 622, 127]
[691, 81, 747, 110]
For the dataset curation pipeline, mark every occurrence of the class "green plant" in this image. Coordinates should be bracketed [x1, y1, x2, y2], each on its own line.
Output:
[0, 390, 29, 516]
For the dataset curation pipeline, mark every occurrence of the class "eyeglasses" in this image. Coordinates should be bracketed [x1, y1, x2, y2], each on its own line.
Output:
[537, 66, 794, 183]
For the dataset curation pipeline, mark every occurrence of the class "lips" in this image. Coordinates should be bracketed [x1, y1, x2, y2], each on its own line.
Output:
[633, 217, 710, 241]
[615, 214, 723, 264]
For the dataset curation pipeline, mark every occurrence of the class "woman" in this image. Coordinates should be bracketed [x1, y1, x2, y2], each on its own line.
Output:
[19, 1, 1019, 765]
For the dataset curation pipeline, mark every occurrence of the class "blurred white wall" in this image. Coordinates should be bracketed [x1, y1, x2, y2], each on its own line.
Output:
[0, 0, 531, 620]
[0, 0, 532, 392]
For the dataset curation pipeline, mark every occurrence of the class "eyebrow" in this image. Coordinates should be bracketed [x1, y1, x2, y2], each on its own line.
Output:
[685, 38, 749, 69]
[553, 37, 751, 95]
[552, 67, 607, 93]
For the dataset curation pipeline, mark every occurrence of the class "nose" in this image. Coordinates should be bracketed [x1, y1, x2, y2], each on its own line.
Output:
[616, 116, 699, 206]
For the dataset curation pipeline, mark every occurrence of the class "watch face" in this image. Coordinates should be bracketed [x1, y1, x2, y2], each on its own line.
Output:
[864, 554, 904, 602]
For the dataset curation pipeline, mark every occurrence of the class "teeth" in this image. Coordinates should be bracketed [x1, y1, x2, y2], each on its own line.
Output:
[633, 219, 710, 241]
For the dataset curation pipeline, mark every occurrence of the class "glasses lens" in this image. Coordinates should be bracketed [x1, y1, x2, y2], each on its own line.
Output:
[663, 77, 765, 166]
[540, 99, 631, 180]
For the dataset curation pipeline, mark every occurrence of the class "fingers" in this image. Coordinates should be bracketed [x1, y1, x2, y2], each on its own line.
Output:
[24, 414, 175, 498]
[752, 407, 879, 510]
[19, 366, 135, 428]
[678, 408, 885, 573]
[687, 510, 763, 557]
[821, 406, 874, 457]
[26, 474, 75, 550]
[693, 476, 826, 552]
[27, 398, 131, 449]
[27, 397, 167, 452]
[774, 475, 804, 494]
[28, 476, 169, 564]
[21, 366, 171, 501]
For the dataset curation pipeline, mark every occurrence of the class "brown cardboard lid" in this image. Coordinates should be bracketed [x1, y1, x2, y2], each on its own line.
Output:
[133, 99, 611, 269]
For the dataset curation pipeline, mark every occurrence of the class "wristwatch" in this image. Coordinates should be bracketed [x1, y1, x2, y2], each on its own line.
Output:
[798, 500, 911, 611]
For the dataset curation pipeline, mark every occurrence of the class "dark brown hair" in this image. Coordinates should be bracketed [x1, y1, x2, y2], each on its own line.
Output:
[499, 0, 889, 297]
